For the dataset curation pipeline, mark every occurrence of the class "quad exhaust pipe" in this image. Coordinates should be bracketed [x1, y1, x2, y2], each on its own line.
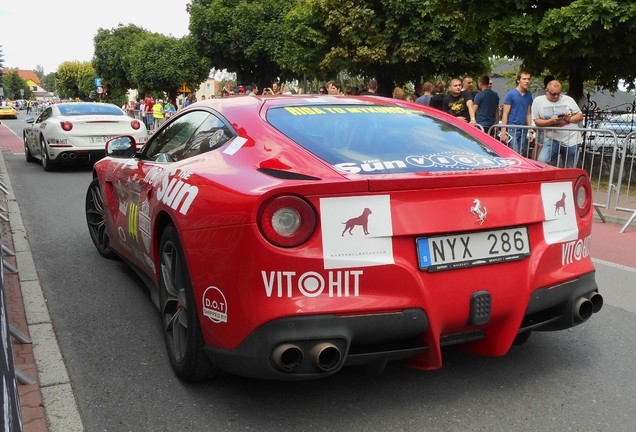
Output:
[310, 342, 341, 372]
[271, 341, 342, 373]
[574, 291, 603, 323]
[271, 343, 303, 372]
[589, 292, 603, 313]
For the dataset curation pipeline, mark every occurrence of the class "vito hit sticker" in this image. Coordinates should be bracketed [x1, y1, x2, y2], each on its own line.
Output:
[562, 235, 591, 266]
[541, 182, 578, 244]
[261, 270, 363, 298]
[320, 195, 394, 269]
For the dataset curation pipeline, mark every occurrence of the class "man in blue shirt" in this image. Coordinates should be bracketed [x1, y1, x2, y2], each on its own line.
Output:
[500, 70, 533, 157]
[415, 81, 433, 105]
[471, 75, 500, 135]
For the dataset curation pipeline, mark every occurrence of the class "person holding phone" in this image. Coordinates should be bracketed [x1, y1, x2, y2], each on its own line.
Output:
[531, 79, 583, 168]
[262, 82, 281, 95]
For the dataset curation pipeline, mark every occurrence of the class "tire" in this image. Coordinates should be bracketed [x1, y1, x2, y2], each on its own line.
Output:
[24, 133, 35, 162]
[85, 178, 116, 258]
[40, 138, 54, 171]
[159, 224, 217, 382]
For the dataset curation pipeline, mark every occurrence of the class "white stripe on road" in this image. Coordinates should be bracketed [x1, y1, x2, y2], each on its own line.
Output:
[593, 258, 636, 273]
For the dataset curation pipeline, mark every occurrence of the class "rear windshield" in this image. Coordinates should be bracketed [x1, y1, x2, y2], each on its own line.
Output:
[267, 104, 508, 174]
[58, 104, 124, 116]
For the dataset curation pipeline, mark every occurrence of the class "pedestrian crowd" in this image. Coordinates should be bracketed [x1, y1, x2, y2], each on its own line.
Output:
[387, 71, 583, 168]
[122, 95, 181, 133]
[119, 70, 588, 166]
[238, 72, 581, 168]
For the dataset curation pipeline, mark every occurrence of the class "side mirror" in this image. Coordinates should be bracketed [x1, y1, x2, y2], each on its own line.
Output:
[25, 117, 35, 124]
[106, 136, 137, 158]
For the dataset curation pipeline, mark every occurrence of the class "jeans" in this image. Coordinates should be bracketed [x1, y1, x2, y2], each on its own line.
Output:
[507, 127, 529, 158]
[146, 113, 154, 128]
[538, 138, 578, 168]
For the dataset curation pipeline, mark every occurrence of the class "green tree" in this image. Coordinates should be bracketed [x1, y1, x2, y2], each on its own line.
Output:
[490, 0, 636, 103]
[283, 0, 491, 95]
[93, 25, 210, 101]
[189, 0, 491, 95]
[0, 46, 4, 93]
[41, 73, 57, 95]
[127, 34, 211, 100]
[93, 24, 147, 93]
[3, 71, 32, 100]
[33, 65, 45, 80]
[55, 62, 97, 99]
[189, 0, 292, 90]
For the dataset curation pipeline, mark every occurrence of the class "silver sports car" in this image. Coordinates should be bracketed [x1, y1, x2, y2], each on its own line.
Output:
[24, 102, 148, 171]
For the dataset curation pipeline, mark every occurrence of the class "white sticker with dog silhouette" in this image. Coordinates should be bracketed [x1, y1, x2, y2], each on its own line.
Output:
[320, 195, 394, 269]
[541, 182, 578, 245]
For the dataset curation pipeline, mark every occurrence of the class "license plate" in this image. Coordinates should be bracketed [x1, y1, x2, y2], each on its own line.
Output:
[89, 136, 116, 143]
[417, 226, 530, 272]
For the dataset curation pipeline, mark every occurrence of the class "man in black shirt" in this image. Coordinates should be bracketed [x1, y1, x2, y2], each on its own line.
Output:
[442, 78, 475, 124]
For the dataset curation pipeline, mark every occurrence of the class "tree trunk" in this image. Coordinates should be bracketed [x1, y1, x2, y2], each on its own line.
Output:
[568, 67, 584, 107]
[374, 68, 395, 98]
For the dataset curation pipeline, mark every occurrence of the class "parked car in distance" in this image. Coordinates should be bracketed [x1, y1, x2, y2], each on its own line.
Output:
[587, 113, 636, 155]
[23, 102, 148, 171]
[0, 104, 18, 119]
[86, 95, 601, 382]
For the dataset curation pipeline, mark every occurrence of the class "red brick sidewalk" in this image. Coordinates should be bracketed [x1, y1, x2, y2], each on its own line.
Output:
[0, 123, 26, 154]
[2, 226, 47, 432]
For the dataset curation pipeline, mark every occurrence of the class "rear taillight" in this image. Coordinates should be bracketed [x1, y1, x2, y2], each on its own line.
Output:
[574, 175, 592, 217]
[131, 120, 141, 130]
[258, 195, 316, 247]
[61, 121, 73, 131]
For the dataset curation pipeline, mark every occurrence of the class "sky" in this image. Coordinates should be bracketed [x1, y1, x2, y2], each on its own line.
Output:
[1, 0, 191, 74]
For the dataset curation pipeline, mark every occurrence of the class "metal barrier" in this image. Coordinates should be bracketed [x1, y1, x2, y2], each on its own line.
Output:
[1, 248, 24, 432]
[613, 131, 636, 232]
[0, 169, 26, 431]
[488, 124, 621, 222]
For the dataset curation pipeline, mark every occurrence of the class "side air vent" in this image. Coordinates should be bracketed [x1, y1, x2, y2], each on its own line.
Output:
[257, 168, 321, 181]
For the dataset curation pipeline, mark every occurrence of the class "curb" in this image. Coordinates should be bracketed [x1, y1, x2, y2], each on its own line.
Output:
[0, 142, 84, 431]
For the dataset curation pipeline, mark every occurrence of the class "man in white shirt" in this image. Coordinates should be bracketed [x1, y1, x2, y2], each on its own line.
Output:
[531, 80, 583, 168]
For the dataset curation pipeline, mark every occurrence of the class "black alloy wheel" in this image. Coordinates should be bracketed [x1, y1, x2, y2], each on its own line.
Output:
[85, 178, 115, 258]
[159, 224, 217, 382]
